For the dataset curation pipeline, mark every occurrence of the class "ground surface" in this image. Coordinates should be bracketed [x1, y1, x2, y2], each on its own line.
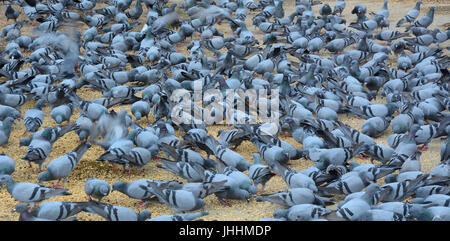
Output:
[0, 0, 448, 221]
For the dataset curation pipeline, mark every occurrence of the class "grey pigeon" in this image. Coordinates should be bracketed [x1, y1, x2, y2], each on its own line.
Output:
[121, 147, 153, 173]
[407, 204, 450, 221]
[0, 117, 15, 146]
[181, 180, 228, 199]
[361, 116, 391, 137]
[397, 0, 422, 27]
[12, 203, 73, 221]
[149, 211, 209, 221]
[412, 194, 450, 207]
[337, 183, 381, 220]
[5, 4, 20, 23]
[157, 157, 205, 182]
[0, 154, 15, 175]
[50, 103, 73, 124]
[377, 201, 412, 217]
[84, 177, 111, 202]
[37, 142, 91, 188]
[146, 182, 205, 213]
[273, 204, 332, 221]
[202, 170, 251, 206]
[333, 0, 346, 16]
[30, 201, 88, 220]
[75, 114, 93, 142]
[248, 153, 276, 192]
[0, 174, 71, 208]
[406, 6, 435, 31]
[255, 187, 335, 207]
[83, 201, 151, 221]
[22, 138, 53, 172]
[355, 209, 406, 221]
[24, 100, 45, 133]
[272, 161, 318, 192]
[131, 100, 151, 121]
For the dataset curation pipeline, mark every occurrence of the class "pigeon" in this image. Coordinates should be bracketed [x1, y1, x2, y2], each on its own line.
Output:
[203, 170, 251, 206]
[156, 157, 205, 182]
[333, 0, 346, 16]
[22, 138, 53, 172]
[131, 100, 151, 122]
[248, 153, 276, 192]
[12, 203, 75, 221]
[379, 174, 428, 202]
[361, 116, 391, 137]
[112, 179, 158, 204]
[149, 211, 209, 221]
[0, 174, 71, 208]
[0, 154, 15, 175]
[83, 201, 152, 221]
[84, 177, 111, 201]
[145, 182, 205, 213]
[23, 100, 45, 133]
[337, 183, 381, 220]
[273, 204, 332, 221]
[5, 4, 20, 23]
[406, 6, 435, 31]
[412, 194, 450, 207]
[50, 103, 74, 124]
[397, 0, 422, 27]
[0, 117, 15, 146]
[255, 187, 335, 207]
[37, 142, 92, 188]
[407, 204, 450, 221]
[318, 170, 374, 195]
[355, 209, 406, 221]
[272, 161, 318, 192]
[222, 166, 258, 195]
[180, 180, 228, 199]
[121, 147, 153, 173]
[29, 201, 88, 221]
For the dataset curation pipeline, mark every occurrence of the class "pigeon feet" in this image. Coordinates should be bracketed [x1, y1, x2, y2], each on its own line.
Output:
[418, 145, 428, 152]
[219, 199, 232, 207]
[136, 200, 149, 210]
[52, 183, 64, 189]
[359, 153, 370, 160]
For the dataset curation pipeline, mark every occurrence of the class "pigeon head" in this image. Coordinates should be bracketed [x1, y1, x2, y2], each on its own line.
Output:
[361, 183, 381, 203]
[0, 174, 13, 186]
[138, 210, 152, 221]
[203, 158, 216, 169]
[386, 103, 399, 116]
[407, 203, 432, 221]
[193, 198, 206, 210]
[236, 160, 251, 172]
[166, 180, 184, 190]
[348, 161, 360, 170]
[112, 181, 129, 193]
[384, 173, 398, 183]
[19, 137, 31, 147]
[3, 117, 15, 126]
[273, 209, 289, 219]
[12, 204, 29, 214]
[37, 170, 53, 183]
